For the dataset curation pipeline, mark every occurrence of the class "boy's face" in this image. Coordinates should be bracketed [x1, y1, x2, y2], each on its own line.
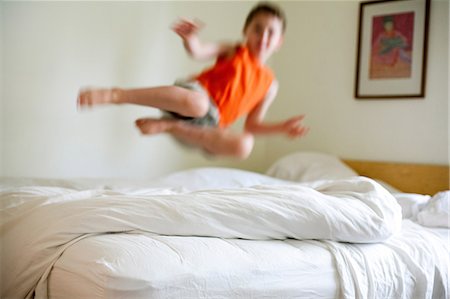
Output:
[243, 13, 284, 62]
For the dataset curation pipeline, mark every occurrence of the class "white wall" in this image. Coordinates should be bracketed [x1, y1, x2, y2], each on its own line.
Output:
[1, 1, 268, 179]
[1, 0, 448, 179]
[267, 0, 449, 165]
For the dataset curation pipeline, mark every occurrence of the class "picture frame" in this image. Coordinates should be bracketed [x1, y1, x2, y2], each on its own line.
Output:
[354, 0, 430, 99]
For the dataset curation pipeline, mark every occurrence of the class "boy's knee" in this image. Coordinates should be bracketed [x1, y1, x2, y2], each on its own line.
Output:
[232, 133, 254, 159]
[184, 92, 209, 118]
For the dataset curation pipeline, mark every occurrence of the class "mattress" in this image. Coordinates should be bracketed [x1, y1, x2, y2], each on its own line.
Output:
[47, 226, 449, 299]
[48, 235, 338, 298]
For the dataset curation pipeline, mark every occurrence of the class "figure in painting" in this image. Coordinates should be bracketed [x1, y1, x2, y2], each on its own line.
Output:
[370, 13, 414, 79]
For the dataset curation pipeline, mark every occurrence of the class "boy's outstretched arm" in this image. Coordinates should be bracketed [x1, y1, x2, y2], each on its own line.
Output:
[172, 18, 234, 61]
[244, 81, 309, 138]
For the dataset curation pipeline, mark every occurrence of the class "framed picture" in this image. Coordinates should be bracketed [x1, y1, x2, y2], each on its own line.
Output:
[355, 0, 430, 99]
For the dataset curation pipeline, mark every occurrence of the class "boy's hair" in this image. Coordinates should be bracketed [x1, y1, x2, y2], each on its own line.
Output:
[244, 2, 287, 33]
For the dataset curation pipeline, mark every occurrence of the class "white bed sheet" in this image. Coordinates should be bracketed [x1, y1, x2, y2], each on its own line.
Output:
[46, 224, 449, 299]
[48, 235, 338, 299]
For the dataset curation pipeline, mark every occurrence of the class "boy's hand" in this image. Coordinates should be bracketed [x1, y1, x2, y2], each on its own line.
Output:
[282, 115, 309, 138]
[172, 18, 204, 41]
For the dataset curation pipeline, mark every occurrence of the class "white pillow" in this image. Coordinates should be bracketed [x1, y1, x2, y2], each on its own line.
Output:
[393, 193, 430, 219]
[417, 191, 450, 228]
[266, 151, 358, 182]
[148, 167, 291, 192]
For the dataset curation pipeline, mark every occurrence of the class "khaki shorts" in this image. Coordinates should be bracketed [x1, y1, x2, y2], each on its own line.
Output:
[163, 80, 220, 127]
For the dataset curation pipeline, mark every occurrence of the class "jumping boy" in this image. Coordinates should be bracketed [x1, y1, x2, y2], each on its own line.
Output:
[78, 2, 309, 159]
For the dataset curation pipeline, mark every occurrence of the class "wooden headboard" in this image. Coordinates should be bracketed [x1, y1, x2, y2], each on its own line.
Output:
[343, 159, 449, 195]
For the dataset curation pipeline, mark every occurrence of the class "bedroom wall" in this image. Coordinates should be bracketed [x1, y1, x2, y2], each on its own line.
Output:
[1, 1, 268, 179]
[1, 0, 448, 179]
[266, 0, 449, 166]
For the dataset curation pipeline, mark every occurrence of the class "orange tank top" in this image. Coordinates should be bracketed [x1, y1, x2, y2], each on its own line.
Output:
[196, 45, 274, 128]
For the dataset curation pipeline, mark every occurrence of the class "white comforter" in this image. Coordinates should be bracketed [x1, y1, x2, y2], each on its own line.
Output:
[0, 174, 447, 299]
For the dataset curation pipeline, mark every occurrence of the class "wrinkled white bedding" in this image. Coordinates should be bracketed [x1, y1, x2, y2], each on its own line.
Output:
[323, 221, 449, 299]
[48, 234, 340, 299]
[1, 168, 448, 299]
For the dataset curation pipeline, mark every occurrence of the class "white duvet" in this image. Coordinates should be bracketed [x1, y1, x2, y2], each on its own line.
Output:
[1, 171, 448, 299]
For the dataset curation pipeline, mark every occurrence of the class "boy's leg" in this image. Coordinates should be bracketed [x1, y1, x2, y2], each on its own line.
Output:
[135, 118, 177, 135]
[135, 118, 254, 159]
[78, 86, 209, 118]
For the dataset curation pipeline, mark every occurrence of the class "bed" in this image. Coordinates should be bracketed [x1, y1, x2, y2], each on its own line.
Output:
[1, 151, 449, 299]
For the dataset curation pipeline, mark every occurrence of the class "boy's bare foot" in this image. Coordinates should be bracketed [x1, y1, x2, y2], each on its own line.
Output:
[77, 88, 121, 108]
[135, 118, 177, 135]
